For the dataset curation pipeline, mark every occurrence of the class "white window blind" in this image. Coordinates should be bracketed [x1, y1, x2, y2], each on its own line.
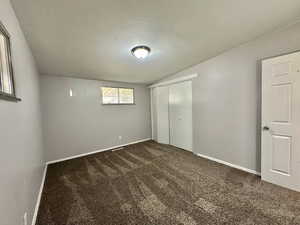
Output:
[101, 87, 134, 105]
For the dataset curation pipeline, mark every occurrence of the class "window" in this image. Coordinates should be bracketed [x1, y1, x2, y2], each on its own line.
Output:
[102, 87, 134, 105]
[0, 21, 18, 101]
[119, 88, 134, 104]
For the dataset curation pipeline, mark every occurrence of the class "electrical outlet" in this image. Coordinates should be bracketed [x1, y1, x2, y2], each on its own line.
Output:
[23, 212, 27, 225]
[118, 136, 122, 140]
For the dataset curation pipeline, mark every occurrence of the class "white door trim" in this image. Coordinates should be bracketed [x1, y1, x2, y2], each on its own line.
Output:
[148, 73, 198, 88]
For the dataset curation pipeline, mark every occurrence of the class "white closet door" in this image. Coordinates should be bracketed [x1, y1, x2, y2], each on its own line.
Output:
[151, 88, 158, 141]
[169, 81, 193, 151]
[155, 86, 170, 144]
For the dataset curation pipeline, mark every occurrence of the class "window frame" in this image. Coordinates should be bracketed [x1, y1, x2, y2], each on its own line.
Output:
[0, 21, 20, 102]
[101, 86, 135, 105]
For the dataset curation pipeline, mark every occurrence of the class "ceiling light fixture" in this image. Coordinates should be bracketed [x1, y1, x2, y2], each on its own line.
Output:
[131, 45, 151, 59]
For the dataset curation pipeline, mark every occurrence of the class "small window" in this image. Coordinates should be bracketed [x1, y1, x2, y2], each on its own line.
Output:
[0, 21, 18, 101]
[101, 87, 134, 105]
[119, 88, 134, 104]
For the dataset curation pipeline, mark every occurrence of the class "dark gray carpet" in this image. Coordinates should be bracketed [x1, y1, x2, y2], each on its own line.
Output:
[36, 141, 300, 225]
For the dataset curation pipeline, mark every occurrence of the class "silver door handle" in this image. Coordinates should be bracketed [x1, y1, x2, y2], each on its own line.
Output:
[263, 126, 270, 131]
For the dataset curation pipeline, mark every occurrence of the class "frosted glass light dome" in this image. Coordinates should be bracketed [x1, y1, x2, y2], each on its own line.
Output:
[131, 46, 151, 59]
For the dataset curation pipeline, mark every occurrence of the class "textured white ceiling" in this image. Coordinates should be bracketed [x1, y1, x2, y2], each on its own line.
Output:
[11, 0, 300, 83]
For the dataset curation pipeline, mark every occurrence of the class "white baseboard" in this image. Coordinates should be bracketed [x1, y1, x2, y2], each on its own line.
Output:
[46, 138, 152, 165]
[32, 164, 48, 225]
[196, 153, 261, 176]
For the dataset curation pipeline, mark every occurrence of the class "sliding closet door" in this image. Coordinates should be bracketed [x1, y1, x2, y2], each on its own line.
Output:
[155, 86, 170, 144]
[169, 81, 193, 151]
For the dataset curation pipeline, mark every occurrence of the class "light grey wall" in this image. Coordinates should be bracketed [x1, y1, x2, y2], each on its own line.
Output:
[41, 75, 152, 162]
[0, 0, 45, 225]
[154, 22, 300, 173]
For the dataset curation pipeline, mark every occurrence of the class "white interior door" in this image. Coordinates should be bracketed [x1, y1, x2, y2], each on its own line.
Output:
[262, 52, 300, 192]
[155, 86, 170, 144]
[169, 81, 193, 151]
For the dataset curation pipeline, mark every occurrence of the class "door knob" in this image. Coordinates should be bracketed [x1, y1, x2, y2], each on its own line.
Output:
[263, 126, 270, 131]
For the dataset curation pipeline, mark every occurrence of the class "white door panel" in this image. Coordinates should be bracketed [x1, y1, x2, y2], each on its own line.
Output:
[262, 52, 300, 192]
[271, 135, 291, 174]
[169, 81, 193, 151]
[155, 86, 169, 144]
[151, 88, 158, 141]
[271, 84, 291, 123]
